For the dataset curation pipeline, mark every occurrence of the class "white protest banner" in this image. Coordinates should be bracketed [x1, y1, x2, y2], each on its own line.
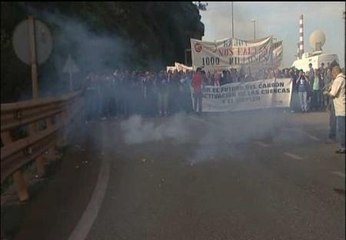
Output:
[167, 63, 193, 72]
[258, 40, 283, 70]
[174, 62, 193, 72]
[190, 36, 273, 71]
[198, 78, 292, 112]
[166, 66, 176, 72]
[271, 41, 283, 69]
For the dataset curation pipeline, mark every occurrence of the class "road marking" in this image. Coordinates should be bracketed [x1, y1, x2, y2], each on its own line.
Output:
[284, 152, 304, 160]
[68, 125, 111, 240]
[189, 116, 209, 124]
[331, 171, 345, 178]
[254, 141, 270, 147]
[284, 128, 320, 141]
[302, 132, 320, 141]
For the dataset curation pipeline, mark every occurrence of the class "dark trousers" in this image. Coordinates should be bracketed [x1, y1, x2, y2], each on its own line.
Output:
[312, 90, 322, 110]
[328, 103, 336, 139]
[336, 116, 345, 149]
[193, 92, 202, 113]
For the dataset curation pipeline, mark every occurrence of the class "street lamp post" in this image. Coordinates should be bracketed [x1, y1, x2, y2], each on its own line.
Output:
[231, 2, 234, 38]
[251, 19, 256, 40]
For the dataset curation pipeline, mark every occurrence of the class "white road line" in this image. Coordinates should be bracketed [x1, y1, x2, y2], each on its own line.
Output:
[331, 171, 346, 178]
[188, 116, 209, 124]
[68, 126, 111, 240]
[284, 152, 304, 160]
[191, 118, 321, 143]
[302, 132, 320, 141]
[284, 128, 320, 141]
[254, 141, 270, 147]
[190, 116, 271, 148]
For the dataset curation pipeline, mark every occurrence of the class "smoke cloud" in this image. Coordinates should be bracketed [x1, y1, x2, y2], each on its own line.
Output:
[45, 13, 129, 87]
[17, 5, 303, 168]
[14, 6, 134, 140]
[120, 113, 191, 145]
[120, 110, 290, 166]
[16, 5, 131, 97]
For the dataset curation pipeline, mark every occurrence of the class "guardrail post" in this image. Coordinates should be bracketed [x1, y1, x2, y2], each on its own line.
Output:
[28, 122, 47, 178]
[13, 170, 29, 201]
[35, 155, 46, 177]
[1, 91, 83, 206]
[1, 131, 29, 201]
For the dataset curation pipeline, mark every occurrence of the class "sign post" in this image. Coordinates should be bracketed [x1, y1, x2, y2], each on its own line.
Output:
[28, 16, 39, 99]
[11, 16, 53, 201]
[13, 16, 53, 99]
[62, 54, 80, 91]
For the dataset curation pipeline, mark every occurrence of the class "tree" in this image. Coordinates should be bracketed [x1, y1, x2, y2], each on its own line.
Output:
[1, 2, 204, 102]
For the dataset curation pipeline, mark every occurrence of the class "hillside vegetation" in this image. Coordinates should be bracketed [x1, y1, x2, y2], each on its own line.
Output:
[1, 2, 204, 102]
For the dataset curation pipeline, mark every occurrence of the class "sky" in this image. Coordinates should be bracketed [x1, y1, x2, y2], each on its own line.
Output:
[199, 1, 345, 68]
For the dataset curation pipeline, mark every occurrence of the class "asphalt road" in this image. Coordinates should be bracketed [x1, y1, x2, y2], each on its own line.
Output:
[6, 110, 345, 240]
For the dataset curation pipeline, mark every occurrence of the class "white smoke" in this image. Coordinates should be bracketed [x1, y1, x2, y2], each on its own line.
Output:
[120, 110, 289, 166]
[120, 113, 191, 145]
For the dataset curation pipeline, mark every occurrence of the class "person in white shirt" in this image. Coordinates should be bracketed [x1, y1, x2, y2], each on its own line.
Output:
[324, 64, 345, 153]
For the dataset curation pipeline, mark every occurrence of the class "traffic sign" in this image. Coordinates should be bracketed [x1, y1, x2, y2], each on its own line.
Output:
[13, 18, 53, 65]
[63, 54, 80, 73]
[63, 54, 79, 91]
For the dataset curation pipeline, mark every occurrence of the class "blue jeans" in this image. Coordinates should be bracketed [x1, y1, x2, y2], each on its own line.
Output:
[298, 91, 308, 112]
[336, 116, 345, 150]
[312, 90, 322, 110]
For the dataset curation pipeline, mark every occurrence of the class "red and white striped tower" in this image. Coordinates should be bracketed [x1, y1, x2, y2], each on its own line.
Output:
[298, 14, 304, 59]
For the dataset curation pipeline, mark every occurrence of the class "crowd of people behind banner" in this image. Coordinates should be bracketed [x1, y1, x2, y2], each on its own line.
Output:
[82, 63, 334, 120]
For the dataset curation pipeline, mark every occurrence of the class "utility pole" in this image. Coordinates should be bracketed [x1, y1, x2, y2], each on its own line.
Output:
[231, 2, 234, 38]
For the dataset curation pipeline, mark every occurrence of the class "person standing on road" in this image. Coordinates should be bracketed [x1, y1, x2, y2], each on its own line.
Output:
[296, 69, 310, 112]
[191, 67, 203, 114]
[157, 71, 170, 116]
[312, 68, 323, 111]
[323, 72, 337, 142]
[323, 63, 345, 154]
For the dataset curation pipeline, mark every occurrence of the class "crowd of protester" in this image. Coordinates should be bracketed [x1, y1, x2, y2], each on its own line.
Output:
[290, 62, 334, 113]
[82, 63, 335, 121]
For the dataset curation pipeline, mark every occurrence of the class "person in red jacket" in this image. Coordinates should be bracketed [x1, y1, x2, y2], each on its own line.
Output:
[192, 67, 203, 114]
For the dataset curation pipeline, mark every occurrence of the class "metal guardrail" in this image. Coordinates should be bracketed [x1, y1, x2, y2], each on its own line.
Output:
[1, 91, 84, 202]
